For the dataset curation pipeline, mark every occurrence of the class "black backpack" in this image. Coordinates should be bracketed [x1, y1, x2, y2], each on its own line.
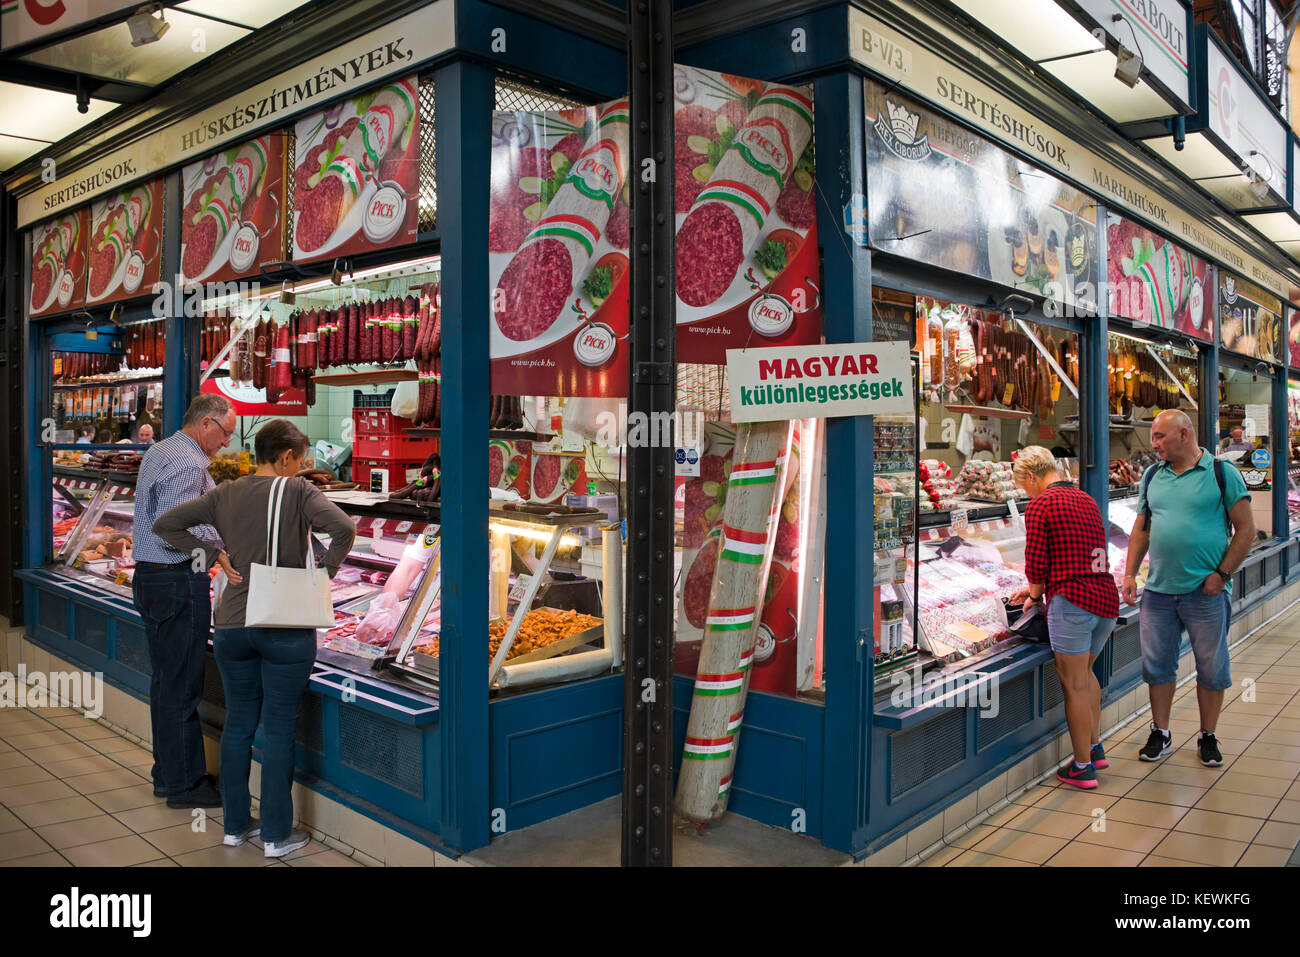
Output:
[1139, 456, 1234, 535]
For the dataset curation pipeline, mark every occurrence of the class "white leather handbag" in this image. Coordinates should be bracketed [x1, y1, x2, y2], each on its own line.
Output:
[244, 477, 334, 628]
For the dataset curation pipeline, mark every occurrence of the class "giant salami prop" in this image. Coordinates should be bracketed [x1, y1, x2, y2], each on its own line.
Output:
[675, 420, 794, 822]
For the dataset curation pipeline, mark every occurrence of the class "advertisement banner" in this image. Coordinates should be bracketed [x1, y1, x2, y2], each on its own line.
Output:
[292, 74, 420, 264]
[674, 67, 821, 361]
[1220, 272, 1282, 363]
[28, 208, 89, 319]
[1290, 309, 1300, 368]
[85, 177, 165, 308]
[200, 375, 306, 416]
[489, 100, 631, 396]
[865, 81, 1098, 312]
[181, 134, 289, 284]
[727, 341, 912, 423]
[1107, 213, 1213, 341]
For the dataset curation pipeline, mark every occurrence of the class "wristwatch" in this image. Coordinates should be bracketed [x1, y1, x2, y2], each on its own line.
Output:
[1215, 567, 1231, 582]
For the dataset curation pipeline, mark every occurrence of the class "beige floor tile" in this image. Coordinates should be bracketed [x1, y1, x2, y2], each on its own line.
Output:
[1, 765, 54, 786]
[0, 779, 76, 807]
[113, 803, 204, 834]
[1003, 806, 1094, 840]
[1032, 786, 1118, 816]
[916, 843, 965, 867]
[1229, 757, 1300, 779]
[0, 829, 54, 862]
[1010, 786, 1050, 807]
[1146, 763, 1229, 789]
[982, 802, 1027, 828]
[1105, 798, 1191, 830]
[141, 821, 226, 857]
[1140, 854, 1209, 867]
[46, 714, 97, 730]
[1242, 742, 1300, 763]
[1151, 831, 1248, 866]
[972, 829, 1069, 864]
[24, 742, 99, 763]
[284, 849, 362, 867]
[0, 751, 35, 771]
[131, 859, 179, 867]
[1214, 771, 1293, 799]
[62, 834, 166, 867]
[1125, 780, 1208, 807]
[68, 724, 123, 742]
[66, 767, 149, 795]
[171, 843, 270, 867]
[1195, 788, 1280, 819]
[35, 813, 132, 849]
[1165, 749, 1238, 771]
[1253, 819, 1300, 849]
[4, 730, 76, 750]
[41, 754, 123, 779]
[0, 851, 70, 867]
[1047, 842, 1147, 867]
[87, 783, 159, 814]
[946, 849, 1029, 867]
[1286, 781, 1300, 801]
[0, 806, 23, 833]
[945, 824, 999, 849]
[1237, 843, 1292, 866]
[112, 750, 154, 769]
[1174, 808, 1264, 843]
[10, 795, 103, 828]
[90, 736, 149, 755]
[1274, 799, 1300, 824]
[1076, 819, 1168, 854]
[1098, 756, 1156, 780]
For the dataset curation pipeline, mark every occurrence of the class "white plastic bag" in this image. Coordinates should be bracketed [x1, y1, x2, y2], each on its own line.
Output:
[391, 379, 420, 419]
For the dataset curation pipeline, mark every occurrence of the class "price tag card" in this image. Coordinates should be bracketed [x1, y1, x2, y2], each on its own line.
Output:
[114, 572, 129, 585]
[395, 521, 413, 534]
[950, 508, 969, 534]
[508, 574, 533, 603]
[1007, 497, 1021, 525]
[893, 556, 908, 584]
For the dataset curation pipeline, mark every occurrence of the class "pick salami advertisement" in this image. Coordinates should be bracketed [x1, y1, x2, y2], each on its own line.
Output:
[85, 178, 164, 308]
[1107, 214, 1213, 342]
[292, 75, 420, 264]
[674, 67, 821, 362]
[200, 375, 306, 415]
[489, 102, 631, 397]
[29, 208, 89, 319]
[1290, 310, 1300, 368]
[181, 134, 288, 284]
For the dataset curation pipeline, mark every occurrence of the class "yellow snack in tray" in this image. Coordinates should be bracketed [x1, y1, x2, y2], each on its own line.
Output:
[421, 608, 601, 662]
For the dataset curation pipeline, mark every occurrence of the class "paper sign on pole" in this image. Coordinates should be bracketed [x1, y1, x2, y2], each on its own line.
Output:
[726, 340, 912, 422]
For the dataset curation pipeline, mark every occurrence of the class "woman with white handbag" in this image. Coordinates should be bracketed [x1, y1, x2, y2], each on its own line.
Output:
[153, 419, 355, 858]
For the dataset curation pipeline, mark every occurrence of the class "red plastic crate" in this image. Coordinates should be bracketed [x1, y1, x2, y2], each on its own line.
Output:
[352, 457, 424, 490]
[352, 408, 414, 438]
[354, 431, 437, 459]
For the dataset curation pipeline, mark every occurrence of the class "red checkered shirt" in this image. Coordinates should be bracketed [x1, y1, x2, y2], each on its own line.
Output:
[1023, 482, 1119, 620]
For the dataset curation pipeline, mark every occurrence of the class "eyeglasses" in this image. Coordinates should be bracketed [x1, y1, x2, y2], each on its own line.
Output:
[208, 417, 236, 440]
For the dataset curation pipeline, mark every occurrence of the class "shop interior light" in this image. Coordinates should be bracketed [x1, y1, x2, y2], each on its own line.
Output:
[127, 5, 171, 47]
[488, 520, 581, 548]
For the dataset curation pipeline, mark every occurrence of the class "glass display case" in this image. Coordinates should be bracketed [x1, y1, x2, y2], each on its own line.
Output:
[873, 414, 917, 674]
[49, 475, 137, 599]
[1106, 492, 1149, 603]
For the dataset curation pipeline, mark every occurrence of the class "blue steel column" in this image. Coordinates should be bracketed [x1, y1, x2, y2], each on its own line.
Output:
[815, 72, 874, 855]
[1083, 210, 1108, 509]
[1204, 269, 1219, 451]
[1274, 361, 1287, 540]
[433, 59, 492, 853]
[161, 171, 187, 434]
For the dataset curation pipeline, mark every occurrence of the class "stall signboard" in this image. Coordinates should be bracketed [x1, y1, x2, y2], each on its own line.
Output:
[1106, 213, 1213, 341]
[28, 208, 89, 319]
[865, 82, 1098, 313]
[181, 134, 289, 284]
[673, 66, 822, 362]
[1220, 272, 1283, 363]
[200, 375, 306, 415]
[488, 99, 631, 396]
[291, 74, 420, 265]
[84, 177, 165, 308]
[1072, 0, 1192, 112]
[727, 340, 912, 423]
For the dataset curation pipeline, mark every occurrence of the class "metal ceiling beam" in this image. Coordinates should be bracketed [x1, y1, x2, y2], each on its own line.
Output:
[0, 62, 155, 104]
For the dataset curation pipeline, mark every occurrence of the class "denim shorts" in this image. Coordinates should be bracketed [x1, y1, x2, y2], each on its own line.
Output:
[1046, 595, 1115, 657]
[1139, 586, 1232, 691]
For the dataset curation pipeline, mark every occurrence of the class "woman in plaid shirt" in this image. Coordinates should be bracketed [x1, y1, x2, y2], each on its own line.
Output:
[1014, 447, 1119, 790]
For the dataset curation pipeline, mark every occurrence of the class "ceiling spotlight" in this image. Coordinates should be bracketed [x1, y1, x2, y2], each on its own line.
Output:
[75, 76, 89, 114]
[1246, 151, 1272, 202]
[1112, 15, 1143, 88]
[128, 5, 170, 48]
[279, 281, 295, 305]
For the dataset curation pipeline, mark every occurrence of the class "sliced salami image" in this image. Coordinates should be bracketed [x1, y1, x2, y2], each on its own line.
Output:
[682, 531, 721, 630]
[530, 453, 587, 504]
[28, 209, 88, 318]
[293, 76, 420, 263]
[85, 179, 164, 307]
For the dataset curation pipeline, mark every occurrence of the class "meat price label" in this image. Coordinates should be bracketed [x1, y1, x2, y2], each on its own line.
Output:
[726, 340, 913, 423]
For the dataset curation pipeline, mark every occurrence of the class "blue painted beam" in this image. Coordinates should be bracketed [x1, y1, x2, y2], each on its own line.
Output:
[1083, 210, 1108, 508]
[432, 59, 493, 854]
[814, 70, 873, 856]
[161, 170, 187, 435]
[677, 4, 851, 81]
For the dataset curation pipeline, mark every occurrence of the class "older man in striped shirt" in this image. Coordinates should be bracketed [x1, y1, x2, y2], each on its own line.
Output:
[132, 394, 236, 809]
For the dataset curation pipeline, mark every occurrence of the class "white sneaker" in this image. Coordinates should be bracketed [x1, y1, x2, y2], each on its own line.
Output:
[223, 818, 261, 846]
[264, 829, 310, 858]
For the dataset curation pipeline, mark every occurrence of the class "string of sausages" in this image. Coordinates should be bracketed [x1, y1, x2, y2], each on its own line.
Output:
[965, 317, 1070, 415]
[123, 320, 165, 370]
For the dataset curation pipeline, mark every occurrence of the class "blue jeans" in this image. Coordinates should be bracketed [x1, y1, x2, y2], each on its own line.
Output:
[132, 563, 211, 796]
[1139, 586, 1232, 691]
[212, 627, 316, 843]
[1047, 596, 1115, 657]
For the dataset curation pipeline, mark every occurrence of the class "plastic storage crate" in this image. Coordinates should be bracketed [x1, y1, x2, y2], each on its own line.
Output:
[352, 457, 424, 491]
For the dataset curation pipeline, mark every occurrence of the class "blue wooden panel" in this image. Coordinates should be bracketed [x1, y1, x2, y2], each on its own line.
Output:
[37, 587, 69, 639]
[73, 603, 110, 656]
[677, 5, 850, 81]
[116, 620, 152, 677]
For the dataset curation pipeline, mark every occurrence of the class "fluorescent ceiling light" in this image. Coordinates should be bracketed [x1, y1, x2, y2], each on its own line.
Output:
[1241, 211, 1300, 243]
[961, 0, 1103, 60]
[0, 81, 115, 144]
[1041, 52, 1175, 123]
[1144, 131, 1244, 179]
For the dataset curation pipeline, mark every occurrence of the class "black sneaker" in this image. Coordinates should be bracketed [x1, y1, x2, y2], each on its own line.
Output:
[1057, 760, 1098, 789]
[1090, 742, 1109, 769]
[1138, 725, 1172, 762]
[1198, 731, 1224, 767]
[166, 775, 221, 809]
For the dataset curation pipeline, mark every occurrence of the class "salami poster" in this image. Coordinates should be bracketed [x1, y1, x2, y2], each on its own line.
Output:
[1106, 214, 1213, 341]
[1290, 309, 1300, 368]
[28, 209, 89, 319]
[865, 81, 1098, 313]
[85, 178, 165, 308]
[181, 134, 289, 284]
[292, 75, 420, 264]
[200, 376, 306, 416]
[1219, 272, 1283, 363]
[489, 101, 632, 397]
[674, 67, 821, 362]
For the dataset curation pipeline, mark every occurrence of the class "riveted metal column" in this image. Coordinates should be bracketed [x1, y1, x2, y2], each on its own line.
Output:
[1, 188, 23, 621]
[622, 0, 675, 867]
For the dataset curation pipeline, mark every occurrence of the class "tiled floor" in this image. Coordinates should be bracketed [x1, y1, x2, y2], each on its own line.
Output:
[0, 708, 362, 867]
[921, 612, 1300, 867]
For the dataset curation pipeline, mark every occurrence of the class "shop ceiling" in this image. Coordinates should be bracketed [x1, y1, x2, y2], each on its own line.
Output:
[0, 0, 393, 174]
